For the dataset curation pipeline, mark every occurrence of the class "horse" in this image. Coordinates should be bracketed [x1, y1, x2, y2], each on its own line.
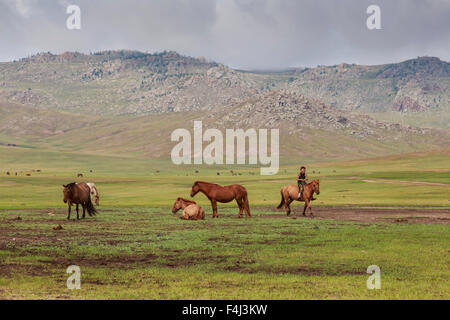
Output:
[62, 182, 97, 220]
[172, 197, 205, 220]
[277, 180, 320, 217]
[86, 182, 100, 206]
[190, 181, 251, 218]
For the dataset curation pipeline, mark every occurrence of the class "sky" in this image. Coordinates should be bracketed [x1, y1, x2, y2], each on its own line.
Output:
[1, 0, 449, 69]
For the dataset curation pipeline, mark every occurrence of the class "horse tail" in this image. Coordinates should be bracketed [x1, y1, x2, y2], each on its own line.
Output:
[243, 191, 251, 216]
[277, 189, 285, 209]
[86, 197, 97, 216]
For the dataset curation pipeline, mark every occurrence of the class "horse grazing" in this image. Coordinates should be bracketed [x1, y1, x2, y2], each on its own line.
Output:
[87, 182, 100, 206]
[172, 197, 205, 220]
[277, 180, 320, 217]
[63, 182, 97, 220]
[190, 181, 251, 218]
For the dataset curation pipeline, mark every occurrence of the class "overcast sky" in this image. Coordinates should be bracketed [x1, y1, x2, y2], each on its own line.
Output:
[1, 0, 449, 69]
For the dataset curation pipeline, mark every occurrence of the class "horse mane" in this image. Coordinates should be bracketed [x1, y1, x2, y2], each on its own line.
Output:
[64, 182, 77, 189]
[177, 197, 196, 205]
[194, 181, 220, 187]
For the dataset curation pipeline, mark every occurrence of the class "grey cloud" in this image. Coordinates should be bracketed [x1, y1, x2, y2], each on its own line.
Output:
[0, 0, 449, 69]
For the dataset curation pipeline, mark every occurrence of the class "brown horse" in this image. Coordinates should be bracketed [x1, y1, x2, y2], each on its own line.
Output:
[172, 197, 205, 220]
[63, 182, 97, 220]
[190, 181, 251, 218]
[277, 180, 320, 217]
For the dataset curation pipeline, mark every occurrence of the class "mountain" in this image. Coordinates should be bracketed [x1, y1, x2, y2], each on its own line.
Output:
[1, 92, 448, 163]
[0, 50, 449, 163]
[287, 56, 450, 116]
[1, 51, 448, 122]
[0, 50, 260, 115]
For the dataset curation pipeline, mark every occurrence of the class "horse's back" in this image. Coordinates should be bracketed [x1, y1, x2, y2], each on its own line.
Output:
[74, 182, 91, 202]
[281, 184, 300, 197]
[183, 204, 204, 220]
[227, 184, 247, 193]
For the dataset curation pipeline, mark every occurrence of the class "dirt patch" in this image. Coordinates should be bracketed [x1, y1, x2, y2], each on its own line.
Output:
[224, 264, 362, 276]
[361, 179, 450, 187]
[258, 206, 450, 225]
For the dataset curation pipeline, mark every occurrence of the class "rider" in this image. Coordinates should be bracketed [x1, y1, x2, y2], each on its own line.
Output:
[297, 166, 308, 200]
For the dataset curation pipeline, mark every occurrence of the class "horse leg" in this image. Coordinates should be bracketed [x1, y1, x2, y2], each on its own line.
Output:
[82, 204, 86, 219]
[285, 197, 292, 216]
[76, 204, 80, 220]
[211, 200, 218, 218]
[236, 198, 244, 218]
[180, 211, 189, 220]
[302, 203, 307, 216]
[305, 199, 313, 217]
[67, 204, 71, 220]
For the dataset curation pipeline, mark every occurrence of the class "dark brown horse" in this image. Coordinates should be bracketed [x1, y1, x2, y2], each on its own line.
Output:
[277, 180, 320, 217]
[190, 181, 251, 218]
[63, 182, 97, 220]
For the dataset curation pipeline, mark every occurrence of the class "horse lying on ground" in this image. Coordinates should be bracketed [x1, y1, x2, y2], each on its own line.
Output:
[277, 180, 320, 217]
[190, 181, 251, 218]
[87, 182, 100, 206]
[63, 182, 97, 220]
[172, 197, 205, 220]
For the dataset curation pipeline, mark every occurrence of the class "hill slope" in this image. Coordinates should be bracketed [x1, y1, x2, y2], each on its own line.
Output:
[1, 51, 448, 125]
[1, 96, 448, 163]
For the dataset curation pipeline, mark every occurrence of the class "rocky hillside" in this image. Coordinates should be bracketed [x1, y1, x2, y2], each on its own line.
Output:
[288, 56, 450, 114]
[214, 90, 445, 140]
[1, 51, 448, 116]
[1, 97, 448, 162]
[0, 50, 260, 115]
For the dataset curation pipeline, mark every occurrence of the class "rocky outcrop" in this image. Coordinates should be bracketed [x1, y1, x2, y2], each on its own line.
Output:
[393, 96, 425, 112]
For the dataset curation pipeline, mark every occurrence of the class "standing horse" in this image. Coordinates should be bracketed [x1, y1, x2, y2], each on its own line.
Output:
[172, 197, 205, 220]
[190, 181, 251, 218]
[63, 182, 97, 220]
[87, 182, 100, 206]
[277, 180, 320, 217]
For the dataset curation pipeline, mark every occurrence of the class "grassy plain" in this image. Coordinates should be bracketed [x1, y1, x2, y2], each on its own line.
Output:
[0, 147, 449, 299]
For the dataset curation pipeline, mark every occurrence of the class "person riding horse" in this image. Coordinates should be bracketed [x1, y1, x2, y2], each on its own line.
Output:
[297, 166, 308, 200]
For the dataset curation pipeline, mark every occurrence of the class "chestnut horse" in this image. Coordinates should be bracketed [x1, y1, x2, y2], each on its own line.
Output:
[277, 180, 320, 217]
[63, 182, 97, 220]
[172, 197, 205, 220]
[190, 181, 251, 218]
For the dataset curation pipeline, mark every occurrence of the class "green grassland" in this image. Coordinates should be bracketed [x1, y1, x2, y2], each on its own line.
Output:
[0, 146, 449, 299]
[1, 207, 449, 299]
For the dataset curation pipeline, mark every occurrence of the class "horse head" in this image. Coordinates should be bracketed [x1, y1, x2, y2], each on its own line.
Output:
[172, 198, 183, 214]
[172, 197, 196, 214]
[62, 183, 76, 203]
[190, 181, 200, 197]
[312, 180, 320, 195]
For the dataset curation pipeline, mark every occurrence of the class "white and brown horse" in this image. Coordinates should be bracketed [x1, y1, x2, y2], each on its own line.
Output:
[87, 182, 100, 206]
